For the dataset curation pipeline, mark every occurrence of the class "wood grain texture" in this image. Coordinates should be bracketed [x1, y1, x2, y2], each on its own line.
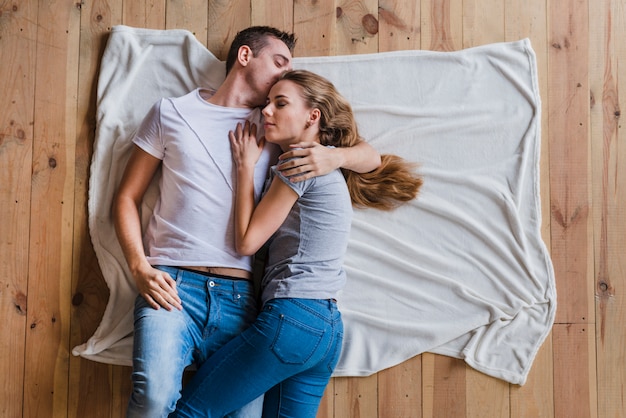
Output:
[23, 2, 81, 417]
[590, 1, 626, 417]
[335, 0, 378, 55]
[294, 0, 337, 56]
[207, 0, 250, 58]
[167, 0, 208, 45]
[123, 0, 166, 28]
[378, 355, 422, 417]
[251, 0, 294, 32]
[548, 0, 593, 326]
[462, 0, 504, 48]
[0, 1, 36, 417]
[68, 0, 123, 416]
[421, 0, 462, 51]
[378, 0, 421, 52]
[2, 1, 625, 417]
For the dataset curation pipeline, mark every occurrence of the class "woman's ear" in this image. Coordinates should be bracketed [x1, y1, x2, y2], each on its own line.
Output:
[237, 45, 252, 67]
[307, 108, 321, 127]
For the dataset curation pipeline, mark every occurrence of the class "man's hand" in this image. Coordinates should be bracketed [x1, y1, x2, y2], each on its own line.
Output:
[277, 141, 341, 182]
[133, 265, 182, 311]
[277, 140, 381, 182]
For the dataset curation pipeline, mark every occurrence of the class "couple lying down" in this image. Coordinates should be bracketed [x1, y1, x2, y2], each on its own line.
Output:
[115, 26, 421, 418]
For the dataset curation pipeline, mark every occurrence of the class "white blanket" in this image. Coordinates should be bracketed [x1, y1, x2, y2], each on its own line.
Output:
[73, 25, 556, 386]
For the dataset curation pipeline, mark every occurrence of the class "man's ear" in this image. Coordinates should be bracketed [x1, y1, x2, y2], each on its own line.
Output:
[238, 45, 252, 66]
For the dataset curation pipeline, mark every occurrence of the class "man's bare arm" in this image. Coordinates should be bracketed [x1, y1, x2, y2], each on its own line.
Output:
[113, 145, 182, 311]
[277, 140, 381, 182]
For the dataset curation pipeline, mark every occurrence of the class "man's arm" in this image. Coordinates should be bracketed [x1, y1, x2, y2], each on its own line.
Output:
[276, 140, 381, 182]
[113, 145, 182, 311]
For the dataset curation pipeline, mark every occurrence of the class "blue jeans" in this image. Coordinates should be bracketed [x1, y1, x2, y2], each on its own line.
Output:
[172, 298, 344, 418]
[126, 266, 263, 418]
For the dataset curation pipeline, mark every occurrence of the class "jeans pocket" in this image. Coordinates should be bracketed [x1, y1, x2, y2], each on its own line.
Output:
[271, 314, 324, 365]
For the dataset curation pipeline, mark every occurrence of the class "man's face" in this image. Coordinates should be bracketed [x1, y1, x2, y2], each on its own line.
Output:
[245, 36, 293, 106]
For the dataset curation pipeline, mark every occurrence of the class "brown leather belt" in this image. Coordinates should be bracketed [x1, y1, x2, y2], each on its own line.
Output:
[181, 266, 252, 280]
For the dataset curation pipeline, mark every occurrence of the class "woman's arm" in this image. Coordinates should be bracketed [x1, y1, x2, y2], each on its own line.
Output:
[234, 175, 298, 255]
[277, 140, 381, 182]
[230, 122, 299, 256]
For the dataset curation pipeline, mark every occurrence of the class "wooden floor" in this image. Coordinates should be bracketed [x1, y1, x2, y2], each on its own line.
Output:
[1, 0, 624, 417]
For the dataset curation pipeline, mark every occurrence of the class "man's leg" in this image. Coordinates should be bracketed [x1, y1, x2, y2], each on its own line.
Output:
[127, 266, 201, 418]
[191, 273, 263, 418]
[126, 294, 194, 417]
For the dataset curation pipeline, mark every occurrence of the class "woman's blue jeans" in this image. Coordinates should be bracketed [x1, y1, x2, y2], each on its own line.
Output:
[172, 298, 344, 418]
[126, 266, 262, 418]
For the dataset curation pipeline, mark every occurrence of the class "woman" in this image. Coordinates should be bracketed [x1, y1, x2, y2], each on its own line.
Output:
[173, 70, 422, 417]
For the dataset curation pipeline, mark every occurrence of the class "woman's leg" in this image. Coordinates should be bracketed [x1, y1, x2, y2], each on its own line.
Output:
[262, 299, 343, 417]
[173, 298, 342, 418]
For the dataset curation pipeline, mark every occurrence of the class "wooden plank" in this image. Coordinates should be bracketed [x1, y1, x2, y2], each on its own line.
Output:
[378, 355, 422, 418]
[67, 0, 124, 417]
[424, 355, 466, 418]
[166, 0, 208, 46]
[462, 0, 505, 48]
[335, 0, 378, 55]
[0, 1, 37, 417]
[547, 0, 593, 325]
[590, 0, 626, 417]
[207, 0, 251, 59]
[294, 0, 337, 56]
[378, 0, 421, 52]
[123, 0, 166, 29]
[23, 1, 81, 417]
[251, 0, 293, 32]
[334, 375, 378, 417]
[552, 324, 597, 418]
[510, 334, 554, 418]
[421, 0, 462, 51]
[465, 368, 509, 418]
[548, 1, 595, 417]
[421, 353, 435, 418]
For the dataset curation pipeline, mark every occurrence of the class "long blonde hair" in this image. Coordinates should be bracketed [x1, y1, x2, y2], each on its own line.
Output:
[279, 70, 423, 210]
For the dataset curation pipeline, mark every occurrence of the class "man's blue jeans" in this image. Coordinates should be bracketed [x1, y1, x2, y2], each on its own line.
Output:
[172, 298, 344, 418]
[126, 266, 262, 418]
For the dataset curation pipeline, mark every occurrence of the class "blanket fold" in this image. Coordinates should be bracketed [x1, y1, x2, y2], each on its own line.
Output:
[73, 25, 555, 386]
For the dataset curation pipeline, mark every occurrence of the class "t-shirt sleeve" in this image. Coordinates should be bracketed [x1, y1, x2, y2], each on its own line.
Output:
[270, 163, 313, 197]
[133, 99, 165, 159]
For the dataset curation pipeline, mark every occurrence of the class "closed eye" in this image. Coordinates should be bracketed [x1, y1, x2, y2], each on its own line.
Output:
[274, 54, 290, 69]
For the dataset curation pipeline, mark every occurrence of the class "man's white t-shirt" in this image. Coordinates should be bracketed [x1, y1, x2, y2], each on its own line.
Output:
[133, 88, 276, 272]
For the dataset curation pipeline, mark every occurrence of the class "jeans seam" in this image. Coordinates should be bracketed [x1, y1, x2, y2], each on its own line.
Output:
[288, 299, 332, 323]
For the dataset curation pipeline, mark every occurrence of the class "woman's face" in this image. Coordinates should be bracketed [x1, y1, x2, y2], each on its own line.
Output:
[262, 79, 315, 149]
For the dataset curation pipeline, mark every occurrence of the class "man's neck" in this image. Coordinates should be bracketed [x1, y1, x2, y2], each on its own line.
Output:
[205, 75, 258, 109]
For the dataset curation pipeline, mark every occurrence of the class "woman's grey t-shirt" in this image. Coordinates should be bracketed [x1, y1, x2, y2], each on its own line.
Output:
[260, 165, 353, 305]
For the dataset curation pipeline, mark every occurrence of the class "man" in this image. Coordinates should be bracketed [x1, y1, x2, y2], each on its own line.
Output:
[114, 26, 380, 417]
